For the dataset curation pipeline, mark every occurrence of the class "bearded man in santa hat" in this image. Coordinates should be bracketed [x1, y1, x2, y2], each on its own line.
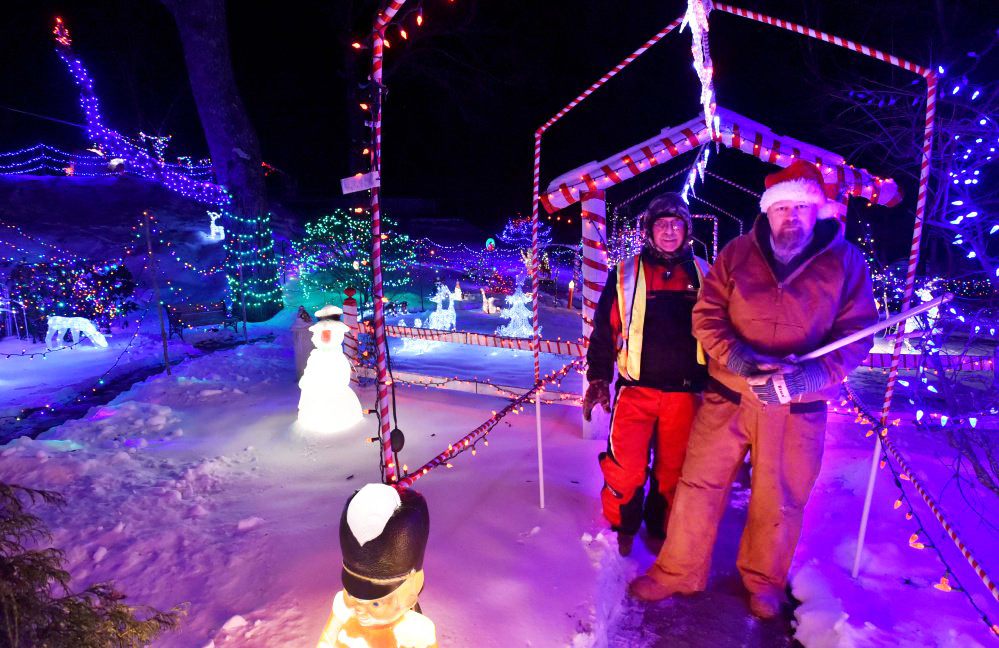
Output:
[628, 160, 878, 619]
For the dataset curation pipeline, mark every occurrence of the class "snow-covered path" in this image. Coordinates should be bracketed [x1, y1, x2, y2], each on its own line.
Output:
[2, 327, 997, 646]
[1, 333, 618, 646]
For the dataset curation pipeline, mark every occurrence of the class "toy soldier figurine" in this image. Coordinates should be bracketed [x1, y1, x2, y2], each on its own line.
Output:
[317, 483, 437, 648]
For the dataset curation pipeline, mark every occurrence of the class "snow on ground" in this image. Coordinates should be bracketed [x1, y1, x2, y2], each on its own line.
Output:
[1, 319, 615, 647]
[786, 407, 998, 648]
[2, 307, 998, 646]
[0, 308, 233, 419]
[387, 301, 585, 393]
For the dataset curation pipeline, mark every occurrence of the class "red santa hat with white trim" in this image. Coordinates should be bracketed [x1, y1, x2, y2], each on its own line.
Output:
[759, 160, 846, 220]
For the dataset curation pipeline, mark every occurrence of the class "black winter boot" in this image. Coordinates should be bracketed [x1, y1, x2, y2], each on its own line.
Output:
[617, 532, 635, 556]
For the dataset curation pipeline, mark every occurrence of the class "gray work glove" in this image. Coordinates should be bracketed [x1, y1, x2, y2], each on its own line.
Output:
[583, 379, 611, 421]
[750, 360, 827, 404]
[726, 341, 782, 377]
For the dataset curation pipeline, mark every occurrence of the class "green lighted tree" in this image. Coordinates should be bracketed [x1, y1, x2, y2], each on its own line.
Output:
[294, 210, 415, 308]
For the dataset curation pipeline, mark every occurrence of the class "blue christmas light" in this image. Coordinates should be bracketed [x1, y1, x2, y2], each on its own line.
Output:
[52, 18, 230, 207]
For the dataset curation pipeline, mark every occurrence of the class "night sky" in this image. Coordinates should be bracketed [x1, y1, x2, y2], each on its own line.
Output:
[1, 1, 994, 243]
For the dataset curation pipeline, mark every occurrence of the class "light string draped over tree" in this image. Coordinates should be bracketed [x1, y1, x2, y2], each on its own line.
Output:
[293, 210, 415, 309]
[822, 37, 999, 290]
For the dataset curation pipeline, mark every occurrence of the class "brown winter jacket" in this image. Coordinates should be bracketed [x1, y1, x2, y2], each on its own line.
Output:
[693, 215, 878, 403]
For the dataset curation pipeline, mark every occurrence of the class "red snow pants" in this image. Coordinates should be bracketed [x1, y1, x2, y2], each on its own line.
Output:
[599, 386, 698, 536]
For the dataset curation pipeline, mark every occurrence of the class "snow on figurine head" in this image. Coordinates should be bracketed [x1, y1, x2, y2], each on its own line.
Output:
[340, 484, 431, 627]
[311, 305, 349, 348]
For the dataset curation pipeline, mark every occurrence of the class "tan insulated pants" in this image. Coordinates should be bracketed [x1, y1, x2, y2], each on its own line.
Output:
[648, 389, 826, 595]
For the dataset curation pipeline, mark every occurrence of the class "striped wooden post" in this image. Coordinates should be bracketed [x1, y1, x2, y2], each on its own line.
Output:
[529, 130, 546, 509]
[581, 190, 609, 440]
[342, 288, 360, 384]
[368, 0, 409, 484]
[580, 191, 608, 344]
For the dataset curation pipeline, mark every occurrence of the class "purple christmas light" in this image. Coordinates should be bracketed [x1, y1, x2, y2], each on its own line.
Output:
[52, 18, 230, 207]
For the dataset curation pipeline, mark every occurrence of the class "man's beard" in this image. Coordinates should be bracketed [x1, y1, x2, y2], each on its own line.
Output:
[771, 224, 810, 263]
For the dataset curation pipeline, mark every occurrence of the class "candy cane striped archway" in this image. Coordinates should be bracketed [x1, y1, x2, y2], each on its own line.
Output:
[541, 104, 905, 440]
[526, 0, 938, 589]
[541, 107, 903, 215]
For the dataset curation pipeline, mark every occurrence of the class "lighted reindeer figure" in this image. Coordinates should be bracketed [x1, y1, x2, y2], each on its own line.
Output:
[46, 316, 108, 349]
[426, 284, 456, 331]
[208, 210, 225, 241]
[397, 285, 454, 354]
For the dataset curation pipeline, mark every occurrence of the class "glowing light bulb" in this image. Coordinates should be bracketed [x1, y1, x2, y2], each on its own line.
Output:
[933, 576, 953, 592]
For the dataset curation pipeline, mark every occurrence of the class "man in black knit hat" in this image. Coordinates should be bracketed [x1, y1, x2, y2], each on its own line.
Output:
[584, 192, 710, 556]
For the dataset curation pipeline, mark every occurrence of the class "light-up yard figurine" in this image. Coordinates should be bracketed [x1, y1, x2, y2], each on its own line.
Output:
[494, 286, 537, 338]
[207, 210, 226, 242]
[45, 315, 108, 348]
[317, 483, 437, 648]
[295, 305, 363, 435]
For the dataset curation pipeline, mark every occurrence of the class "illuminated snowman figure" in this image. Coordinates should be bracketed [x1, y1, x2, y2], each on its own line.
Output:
[296, 305, 363, 435]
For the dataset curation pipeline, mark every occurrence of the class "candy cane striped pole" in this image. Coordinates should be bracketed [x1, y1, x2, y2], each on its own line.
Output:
[881, 435, 999, 604]
[580, 191, 608, 440]
[530, 130, 546, 509]
[580, 191, 608, 346]
[342, 288, 360, 384]
[879, 72, 936, 424]
[374, 0, 406, 30]
[369, 0, 409, 484]
[539, 17, 684, 133]
[853, 70, 937, 575]
[713, 4, 928, 75]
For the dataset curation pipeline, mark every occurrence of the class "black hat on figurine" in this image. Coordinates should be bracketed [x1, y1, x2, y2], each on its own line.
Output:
[339, 483, 430, 600]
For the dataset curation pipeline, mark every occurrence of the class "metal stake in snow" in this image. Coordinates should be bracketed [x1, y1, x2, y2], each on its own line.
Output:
[144, 211, 171, 376]
[842, 294, 954, 578]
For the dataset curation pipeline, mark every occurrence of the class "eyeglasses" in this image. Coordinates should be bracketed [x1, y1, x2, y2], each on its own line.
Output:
[652, 220, 685, 233]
